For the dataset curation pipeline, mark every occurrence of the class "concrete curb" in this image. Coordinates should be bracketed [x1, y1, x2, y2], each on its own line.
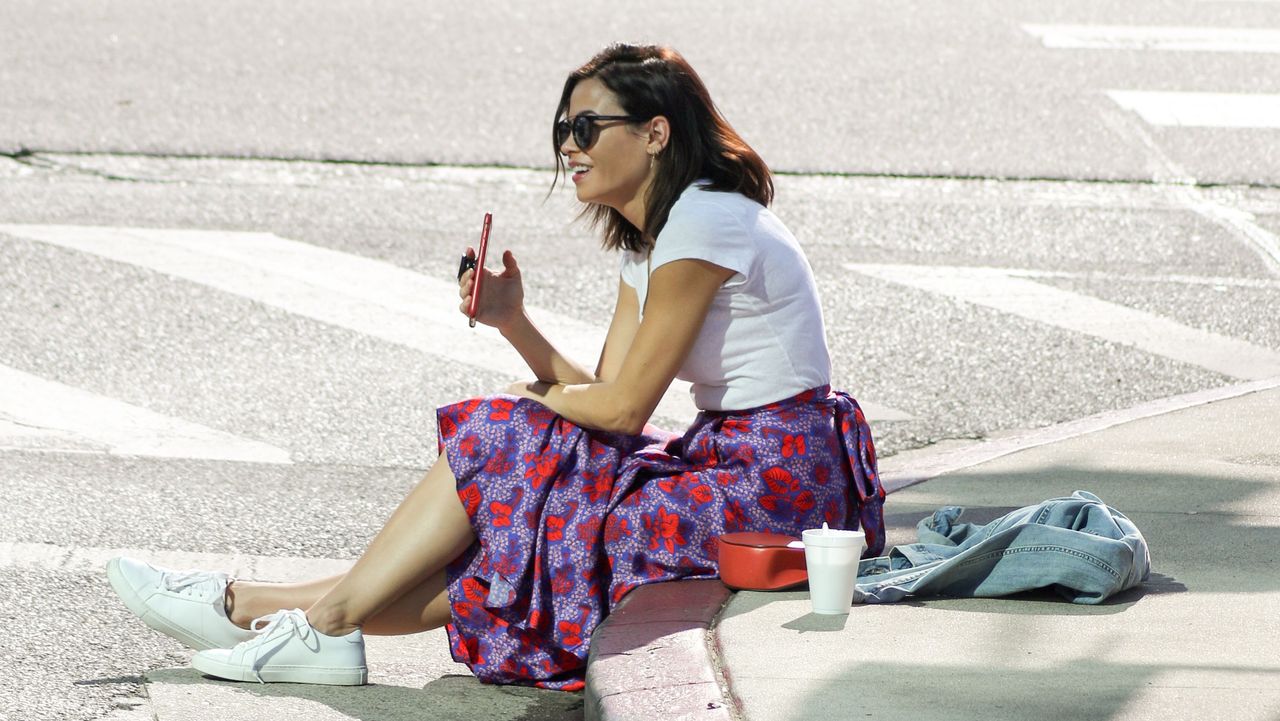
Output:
[585, 580, 736, 721]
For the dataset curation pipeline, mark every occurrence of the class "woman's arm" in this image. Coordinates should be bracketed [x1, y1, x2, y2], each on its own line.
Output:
[594, 277, 641, 382]
[505, 273, 642, 385]
[509, 258, 734, 434]
[500, 312, 598, 385]
[460, 249, 595, 385]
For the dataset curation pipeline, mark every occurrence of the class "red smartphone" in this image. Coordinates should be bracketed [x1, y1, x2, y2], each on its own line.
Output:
[467, 213, 493, 328]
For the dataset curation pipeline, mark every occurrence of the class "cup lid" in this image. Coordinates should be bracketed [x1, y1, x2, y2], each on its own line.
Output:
[801, 524, 866, 548]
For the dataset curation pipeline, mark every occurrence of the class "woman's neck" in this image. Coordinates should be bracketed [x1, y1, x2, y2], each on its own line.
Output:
[617, 174, 654, 234]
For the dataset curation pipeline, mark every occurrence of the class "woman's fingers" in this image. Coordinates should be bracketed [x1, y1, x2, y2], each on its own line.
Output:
[455, 248, 519, 323]
[458, 269, 472, 299]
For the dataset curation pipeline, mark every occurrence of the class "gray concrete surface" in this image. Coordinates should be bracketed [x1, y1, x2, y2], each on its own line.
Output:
[714, 384, 1280, 721]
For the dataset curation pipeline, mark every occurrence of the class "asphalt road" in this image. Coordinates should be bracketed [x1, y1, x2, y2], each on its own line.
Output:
[1, 2, 1278, 720]
[1, 0, 1277, 182]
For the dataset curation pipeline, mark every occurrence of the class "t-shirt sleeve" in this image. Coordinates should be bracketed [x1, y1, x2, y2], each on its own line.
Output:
[650, 195, 755, 284]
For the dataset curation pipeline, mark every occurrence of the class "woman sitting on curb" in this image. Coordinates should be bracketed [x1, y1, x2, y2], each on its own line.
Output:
[106, 43, 886, 692]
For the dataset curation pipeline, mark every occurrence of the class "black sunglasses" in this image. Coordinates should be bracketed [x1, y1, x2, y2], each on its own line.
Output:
[555, 114, 647, 151]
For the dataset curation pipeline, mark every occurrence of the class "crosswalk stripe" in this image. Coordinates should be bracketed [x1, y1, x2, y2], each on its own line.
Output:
[0, 364, 292, 463]
[1106, 90, 1280, 129]
[0, 223, 573, 377]
[0, 225, 911, 426]
[1023, 24, 1280, 53]
[846, 263, 1280, 381]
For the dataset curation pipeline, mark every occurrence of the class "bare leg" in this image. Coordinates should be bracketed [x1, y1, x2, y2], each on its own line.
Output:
[300, 454, 474, 636]
[228, 569, 452, 636]
[226, 574, 344, 628]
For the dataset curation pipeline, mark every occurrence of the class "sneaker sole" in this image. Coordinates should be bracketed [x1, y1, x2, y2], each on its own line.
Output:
[105, 558, 218, 651]
[191, 653, 368, 686]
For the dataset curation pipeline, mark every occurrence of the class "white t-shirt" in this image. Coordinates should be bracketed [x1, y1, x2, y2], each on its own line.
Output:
[619, 182, 832, 411]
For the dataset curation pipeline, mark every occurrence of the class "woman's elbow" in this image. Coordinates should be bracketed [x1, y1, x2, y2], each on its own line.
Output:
[601, 406, 644, 436]
[608, 394, 655, 436]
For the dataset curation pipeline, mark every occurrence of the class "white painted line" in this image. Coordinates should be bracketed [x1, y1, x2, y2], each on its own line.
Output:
[0, 225, 911, 425]
[0, 365, 292, 464]
[880, 375, 1280, 492]
[1024, 24, 1280, 53]
[1003, 268, 1280, 290]
[1174, 188, 1280, 273]
[1097, 102, 1280, 275]
[0, 540, 351, 580]
[1097, 100, 1199, 185]
[0, 223, 557, 376]
[846, 263, 1280, 381]
[0, 224, 690, 419]
[1107, 90, 1280, 129]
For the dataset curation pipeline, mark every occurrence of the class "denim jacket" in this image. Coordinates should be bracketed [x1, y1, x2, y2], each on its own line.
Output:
[853, 491, 1150, 605]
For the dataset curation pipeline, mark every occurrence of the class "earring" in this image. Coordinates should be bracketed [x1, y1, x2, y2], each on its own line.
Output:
[648, 148, 658, 171]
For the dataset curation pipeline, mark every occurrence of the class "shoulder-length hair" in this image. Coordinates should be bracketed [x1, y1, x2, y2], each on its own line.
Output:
[552, 44, 774, 253]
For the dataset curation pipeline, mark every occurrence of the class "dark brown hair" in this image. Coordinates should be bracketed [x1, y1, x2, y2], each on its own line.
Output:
[552, 44, 774, 253]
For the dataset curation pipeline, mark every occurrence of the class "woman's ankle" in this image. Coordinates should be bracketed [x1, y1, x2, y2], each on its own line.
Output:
[224, 581, 259, 629]
[306, 602, 360, 637]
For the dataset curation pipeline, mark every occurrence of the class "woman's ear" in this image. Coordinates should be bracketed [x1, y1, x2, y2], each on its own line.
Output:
[647, 116, 671, 155]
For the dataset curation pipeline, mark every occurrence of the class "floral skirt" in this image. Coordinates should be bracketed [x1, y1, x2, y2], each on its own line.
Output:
[437, 385, 885, 691]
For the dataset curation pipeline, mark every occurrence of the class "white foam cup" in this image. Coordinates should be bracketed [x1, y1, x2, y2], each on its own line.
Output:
[801, 524, 866, 615]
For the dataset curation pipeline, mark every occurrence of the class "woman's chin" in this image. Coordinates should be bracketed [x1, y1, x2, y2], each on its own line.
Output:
[574, 185, 599, 205]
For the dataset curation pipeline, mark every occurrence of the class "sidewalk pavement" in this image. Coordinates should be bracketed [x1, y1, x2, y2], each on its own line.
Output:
[585, 381, 1280, 721]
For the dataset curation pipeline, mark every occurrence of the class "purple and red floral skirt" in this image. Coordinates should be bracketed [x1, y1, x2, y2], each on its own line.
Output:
[436, 385, 885, 691]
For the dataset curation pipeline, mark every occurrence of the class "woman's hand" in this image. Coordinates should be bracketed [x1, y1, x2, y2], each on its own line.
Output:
[505, 379, 553, 400]
[459, 249, 524, 331]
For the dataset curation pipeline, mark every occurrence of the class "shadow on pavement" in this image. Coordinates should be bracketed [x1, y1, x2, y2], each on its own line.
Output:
[782, 657, 1280, 721]
[146, 668, 584, 721]
[893, 571, 1189, 617]
[73, 674, 146, 686]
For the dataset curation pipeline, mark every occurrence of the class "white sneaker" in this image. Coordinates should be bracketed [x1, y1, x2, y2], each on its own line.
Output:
[191, 608, 368, 685]
[106, 556, 255, 651]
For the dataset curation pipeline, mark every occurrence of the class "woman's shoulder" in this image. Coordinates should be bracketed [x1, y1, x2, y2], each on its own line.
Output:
[663, 183, 765, 237]
[647, 184, 769, 277]
[671, 181, 762, 215]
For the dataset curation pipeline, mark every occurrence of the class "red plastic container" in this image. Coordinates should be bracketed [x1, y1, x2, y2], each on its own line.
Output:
[716, 532, 808, 591]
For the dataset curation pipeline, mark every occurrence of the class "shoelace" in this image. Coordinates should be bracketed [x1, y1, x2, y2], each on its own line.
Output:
[162, 569, 230, 598]
[244, 608, 313, 683]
